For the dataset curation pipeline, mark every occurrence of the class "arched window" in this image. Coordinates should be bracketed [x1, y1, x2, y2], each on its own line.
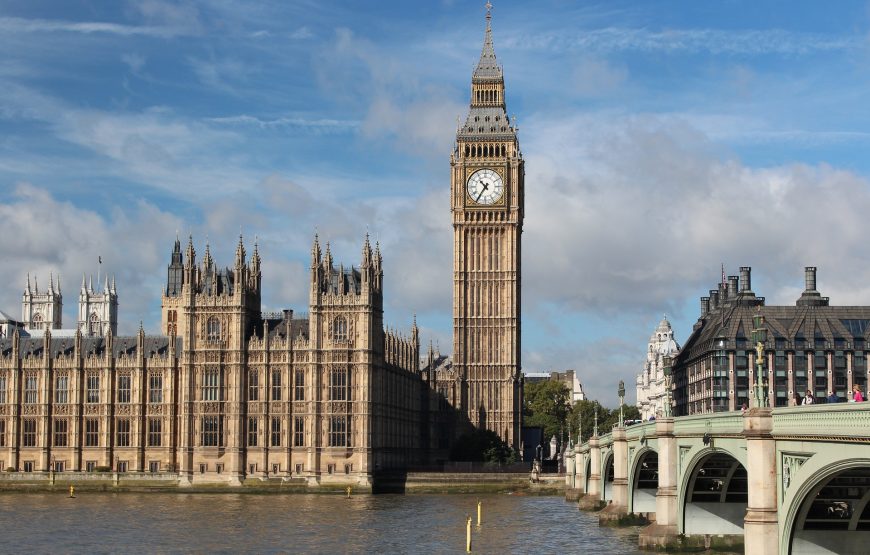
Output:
[206, 317, 221, 342]
[332, 316, 348, 342]
[89, 312, 100, 335]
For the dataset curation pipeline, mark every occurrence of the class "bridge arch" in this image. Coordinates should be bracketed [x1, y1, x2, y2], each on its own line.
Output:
[602, 449, 614, 501]
[679, 447, 747, 536]
[783, 457, 870, 554]
[630, 447, 658, 514]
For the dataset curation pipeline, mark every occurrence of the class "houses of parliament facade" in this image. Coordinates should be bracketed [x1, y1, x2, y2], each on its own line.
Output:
[0, 7, 524, 486]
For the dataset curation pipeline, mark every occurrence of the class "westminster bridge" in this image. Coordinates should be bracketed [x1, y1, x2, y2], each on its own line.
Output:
[567, 404, 870, 554]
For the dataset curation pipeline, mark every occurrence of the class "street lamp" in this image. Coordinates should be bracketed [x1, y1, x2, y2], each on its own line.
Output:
[751, 313, 769, 408]
[662, 355, 673, 418]
[617, 380, 625, 427]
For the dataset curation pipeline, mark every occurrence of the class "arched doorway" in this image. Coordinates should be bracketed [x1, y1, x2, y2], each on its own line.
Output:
[790, 466, 870, 554]
[683, 452, 747, 535]
[632, 450, 658, 514]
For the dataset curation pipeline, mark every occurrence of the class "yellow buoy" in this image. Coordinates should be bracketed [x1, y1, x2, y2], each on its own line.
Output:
[466, 515, 472, 553]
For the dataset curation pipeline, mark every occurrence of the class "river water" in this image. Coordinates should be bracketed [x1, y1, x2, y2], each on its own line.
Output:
[0, 492, 642, 554]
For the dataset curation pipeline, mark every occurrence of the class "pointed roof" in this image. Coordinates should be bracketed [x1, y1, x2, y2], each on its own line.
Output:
[473, 2, 502, 81]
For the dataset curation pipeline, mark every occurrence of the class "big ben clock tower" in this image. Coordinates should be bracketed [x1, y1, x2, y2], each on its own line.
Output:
[451, 3, 523, 450]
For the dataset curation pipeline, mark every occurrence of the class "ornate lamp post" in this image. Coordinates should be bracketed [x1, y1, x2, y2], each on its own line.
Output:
[662, 355, 673, 417]
[617, 380, 625, 427]
[751, 313, 769, 408]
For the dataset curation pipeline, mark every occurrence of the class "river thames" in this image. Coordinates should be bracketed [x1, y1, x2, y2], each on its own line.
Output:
[0, 492, 642, 554]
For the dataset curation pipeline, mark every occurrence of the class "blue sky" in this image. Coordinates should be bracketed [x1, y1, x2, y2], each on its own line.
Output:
[3, 0, 870, 402]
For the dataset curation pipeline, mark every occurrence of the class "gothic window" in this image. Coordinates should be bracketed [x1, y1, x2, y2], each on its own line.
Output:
[89, 312, 99, 335]
[117, 374, 131, 404]
[330, 367, 349, 401]
[22, 418, 37, 447]
[201, 416, 221, 447]
[149, 374, 163, 403]
[54, 419, 68, 447]
[294, 370, 305, 401]
[116, 418, 131, 447]
[294, 416, 304, 447]
[86, 374, 100, 404]
[24, 374, 38, 404]
[85, 419, 99, 447]
[247, 417, 258, 447]
[148, 419, 162, 447]
[206, 317, 221, 342]
[271, 416, 281, 447]
[248, 370, 259, 401]
[202, 368, 220, 401]
[271, 370, 282, 401]
[332, 316, 348, 342]
[31, 313, 43, 329]
[55, 375, 69, 404]
[328, 416, 348, 447]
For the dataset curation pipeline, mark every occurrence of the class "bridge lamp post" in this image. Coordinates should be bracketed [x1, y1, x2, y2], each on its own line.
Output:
[662, 356, 673, 418]
[751, 314, 769, 408]
[617, 380, 625, 427]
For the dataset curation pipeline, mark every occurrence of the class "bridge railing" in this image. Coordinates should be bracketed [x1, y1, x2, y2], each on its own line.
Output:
[772, 403, 870, 440]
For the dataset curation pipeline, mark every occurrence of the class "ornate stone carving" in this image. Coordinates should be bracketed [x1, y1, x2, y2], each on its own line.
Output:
[782, 453, 811, 498]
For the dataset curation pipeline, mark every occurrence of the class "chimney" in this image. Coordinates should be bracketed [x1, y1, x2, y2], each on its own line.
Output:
[805, 267, 817, 293]
[797, 266, 828, 307]
[700, 297, 710, 317]
[727, 276, 739, 299]
[739, 267, 751, 293]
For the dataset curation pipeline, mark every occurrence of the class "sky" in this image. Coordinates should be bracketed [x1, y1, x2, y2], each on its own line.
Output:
[3, 1, 870, 404]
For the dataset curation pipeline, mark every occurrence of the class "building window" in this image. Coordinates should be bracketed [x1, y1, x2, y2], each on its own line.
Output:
[294, 370, 304, 401]
[271, 370, 282, 401]
[206, 317, 221, 342]
[86, 374, 100, 403]
[24, 374, 38, 404]
[22, 418, 36, 447]
[116, 418, 131, 447]
[117, 374, 131, 404]
[248, 370, 259, 401]
[0, 375, 6, 404]
[332, 316, 348, 341]
[149, 374, 163, 403]
[0, 420, 5, 447]
[294, 416, 304, 447]
[328, 416, 348, 447]
[85, 419, 99, 447]
[271, 416, 281, 447]
[201, 416, 221, 447]
[148, 418, 162, 447]
[247, 417, 258, 447]
[202, 368, 220, 401]
[55, 375, 69, 404]
[330, 368, 348, 401]
[54, 419, 68, 447]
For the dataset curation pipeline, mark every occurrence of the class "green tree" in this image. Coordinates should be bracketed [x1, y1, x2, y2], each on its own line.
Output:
[523, 380, 572, 442]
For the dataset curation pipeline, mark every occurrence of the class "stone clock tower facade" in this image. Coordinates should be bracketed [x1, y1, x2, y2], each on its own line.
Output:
[450, 5, 523, 450]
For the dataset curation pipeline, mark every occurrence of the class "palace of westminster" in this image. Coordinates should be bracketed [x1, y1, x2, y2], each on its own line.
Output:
[0, 8, 524, 485]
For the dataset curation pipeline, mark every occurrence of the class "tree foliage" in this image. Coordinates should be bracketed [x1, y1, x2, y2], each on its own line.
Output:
[449, 429, 517, 464]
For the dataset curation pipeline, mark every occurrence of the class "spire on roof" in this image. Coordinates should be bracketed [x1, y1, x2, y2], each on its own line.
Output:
[473, 1, 502, 81]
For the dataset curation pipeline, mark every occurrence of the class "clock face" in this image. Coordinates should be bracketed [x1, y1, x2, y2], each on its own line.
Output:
[466, 169, 504, 205]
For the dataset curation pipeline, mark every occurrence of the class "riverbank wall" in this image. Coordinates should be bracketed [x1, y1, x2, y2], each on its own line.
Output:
[0, 471, 566, 495]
